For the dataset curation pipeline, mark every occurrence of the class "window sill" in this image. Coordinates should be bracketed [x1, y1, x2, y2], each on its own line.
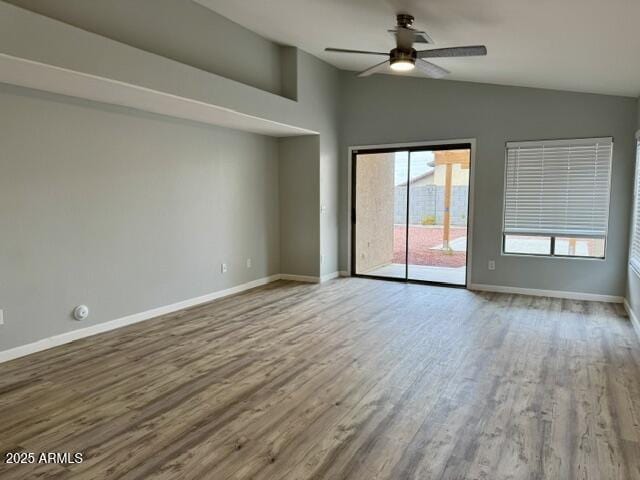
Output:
[501, 252, 605, 261]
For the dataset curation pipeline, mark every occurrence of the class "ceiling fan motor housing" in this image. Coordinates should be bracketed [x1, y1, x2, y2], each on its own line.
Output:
[396, 13, 415, 28]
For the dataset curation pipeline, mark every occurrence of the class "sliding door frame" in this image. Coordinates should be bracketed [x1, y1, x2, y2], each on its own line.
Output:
[348, 138, 476, 288]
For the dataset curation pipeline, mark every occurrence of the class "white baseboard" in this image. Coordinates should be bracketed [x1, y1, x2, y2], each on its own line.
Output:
[339, 270, 350, 277]
[0, 274, 281, 364]
[470, 283, 623, 303]
[279, 273, 320, 283]
[624, 299, 640, 342]
[320, 271, 340, 283]
[3, 275, 627, 364]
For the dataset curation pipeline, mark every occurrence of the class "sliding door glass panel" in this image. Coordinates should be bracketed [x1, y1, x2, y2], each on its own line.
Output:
[407, 149, 469, 285]
[354, 151, 408, 279]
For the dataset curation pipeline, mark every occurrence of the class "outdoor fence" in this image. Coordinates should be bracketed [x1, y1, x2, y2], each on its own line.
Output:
[394, 185, 468, 226]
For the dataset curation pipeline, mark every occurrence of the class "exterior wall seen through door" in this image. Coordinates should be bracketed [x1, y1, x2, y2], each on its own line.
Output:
[354, 153, 396, 273]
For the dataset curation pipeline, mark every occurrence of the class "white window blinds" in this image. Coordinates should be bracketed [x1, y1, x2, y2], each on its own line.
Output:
[503, 137, 613, 237]
[630, 139, 640, 271]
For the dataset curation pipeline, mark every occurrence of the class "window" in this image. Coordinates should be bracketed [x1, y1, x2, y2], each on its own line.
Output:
[630, 137, 640, 272]
[503, 137, 612, 258]
[504, 235, 551, 255]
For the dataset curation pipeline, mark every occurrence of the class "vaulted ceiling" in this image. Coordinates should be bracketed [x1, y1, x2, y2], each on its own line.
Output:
[196, 0, 640, 97]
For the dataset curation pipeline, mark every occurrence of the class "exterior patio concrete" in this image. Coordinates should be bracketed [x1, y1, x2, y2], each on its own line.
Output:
[364, 263, 466, 285]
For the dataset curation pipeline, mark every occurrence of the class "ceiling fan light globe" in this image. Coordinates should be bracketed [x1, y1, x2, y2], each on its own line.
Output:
[390, 59, 415, 72]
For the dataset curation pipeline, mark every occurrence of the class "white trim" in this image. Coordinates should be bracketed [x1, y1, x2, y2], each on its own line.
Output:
[347, 138, 476, 288]
[320, 271, 340, 283]
[623, 299, 640, 343]
[0, 274, 281, 364]
[279, 274, 320, 283]
[350, 138, 476, 151]
[0, 54, 315, 138]
[501, 251, 605, 261]
[506, 137, 613, 148]
[470, 283, 623, 303]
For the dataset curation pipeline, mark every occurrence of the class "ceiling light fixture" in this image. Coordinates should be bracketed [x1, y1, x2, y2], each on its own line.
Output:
[390, 58, 415, 72]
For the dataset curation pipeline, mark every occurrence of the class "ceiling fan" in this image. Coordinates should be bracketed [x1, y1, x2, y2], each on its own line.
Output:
[325, 13, 487, 78]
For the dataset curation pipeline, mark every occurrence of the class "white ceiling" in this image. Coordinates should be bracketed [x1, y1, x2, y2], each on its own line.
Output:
[195, 0, 640, 98]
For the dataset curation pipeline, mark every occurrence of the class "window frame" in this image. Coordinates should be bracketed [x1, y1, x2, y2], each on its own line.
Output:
[502, 234, 606, 260]
[629, 134, 640, 274]
[501, 137, 612, 260]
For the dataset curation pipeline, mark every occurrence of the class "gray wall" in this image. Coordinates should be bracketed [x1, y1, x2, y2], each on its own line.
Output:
[279, 135, 320, 277]
[2, 1, 638, 355]
[4, 0, 287, 97]
[0, 83, 280, 351]
[340, 74, 637, 296]
[0, 1, 343, 279]
[0, 2, 343, 353]
[297, 53, 342, 277]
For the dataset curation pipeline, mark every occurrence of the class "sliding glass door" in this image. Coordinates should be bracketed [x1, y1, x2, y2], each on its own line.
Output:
[352, 144, 471, 286]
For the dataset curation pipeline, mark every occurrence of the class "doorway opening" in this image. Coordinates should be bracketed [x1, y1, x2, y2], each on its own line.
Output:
[351, 143, 472, 287]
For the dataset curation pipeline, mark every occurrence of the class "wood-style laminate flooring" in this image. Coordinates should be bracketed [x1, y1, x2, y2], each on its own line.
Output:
[1, 278, 640, 479]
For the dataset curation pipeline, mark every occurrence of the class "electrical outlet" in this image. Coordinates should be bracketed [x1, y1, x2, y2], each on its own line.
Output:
[488, 260, 496, 271]
[221, 263, 228, 274]
[0, 309, 3, 325]
[246, 258, 252, 268]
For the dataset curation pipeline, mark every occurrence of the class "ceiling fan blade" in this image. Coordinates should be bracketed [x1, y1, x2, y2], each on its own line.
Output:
[417, 45, 487, 58]
[357, 60, 390, 78]
[325, 47, 388, 56]
[415, 59, 450, 79]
